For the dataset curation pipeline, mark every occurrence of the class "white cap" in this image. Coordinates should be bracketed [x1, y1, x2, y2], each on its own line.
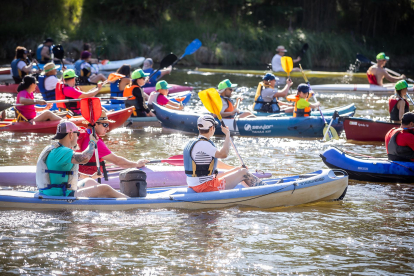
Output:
[276, 45, 287, 52]
[197, 114, 218, 130]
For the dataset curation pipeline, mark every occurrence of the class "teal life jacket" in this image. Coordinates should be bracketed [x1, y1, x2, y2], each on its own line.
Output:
[183, 137, 218, 177]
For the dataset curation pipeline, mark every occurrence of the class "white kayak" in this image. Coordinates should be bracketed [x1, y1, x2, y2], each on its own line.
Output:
[97, 57, 145, 71]
[310, 83, 414, 94]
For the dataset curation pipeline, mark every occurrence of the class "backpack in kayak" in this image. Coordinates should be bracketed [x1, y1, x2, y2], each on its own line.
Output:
[119, 168, 147, 197]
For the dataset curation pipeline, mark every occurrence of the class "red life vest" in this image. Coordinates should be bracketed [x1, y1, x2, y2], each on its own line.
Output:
[367, 74, 378, 85]
[55, 82, 81, 113]
[389, 97, 409, 121]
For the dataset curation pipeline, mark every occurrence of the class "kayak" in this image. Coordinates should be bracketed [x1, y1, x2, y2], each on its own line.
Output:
[254, 103, 356, 117]
[0, 165, 272, 188]
[153, 104, 351, 138]
[0, 169, 348, 210]
[310, 84, 414, 94]
[343, 117, 398, 142]
[196, 68, 367, 79]
[0, 107, 133, 133]
[320, 147, 414, 183]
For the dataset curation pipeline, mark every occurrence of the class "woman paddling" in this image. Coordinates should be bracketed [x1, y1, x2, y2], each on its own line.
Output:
[389, 80, 412, 123]
[15, 75, 62, 122]
[110, 64, 131, 104]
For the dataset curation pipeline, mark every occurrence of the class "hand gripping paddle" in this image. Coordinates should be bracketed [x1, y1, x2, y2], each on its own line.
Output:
[148, 54, 178, 79]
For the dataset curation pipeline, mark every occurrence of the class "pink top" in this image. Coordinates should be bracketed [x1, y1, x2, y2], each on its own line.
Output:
[16, 90, 36, 120]
[63, 86, 83, 99]
[157, 94, 170, 105]
[79, 129, 112, 162]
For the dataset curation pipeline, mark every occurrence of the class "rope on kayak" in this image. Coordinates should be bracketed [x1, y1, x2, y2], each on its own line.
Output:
[338, 147, 414, 173]
[168, 180, 298, 205]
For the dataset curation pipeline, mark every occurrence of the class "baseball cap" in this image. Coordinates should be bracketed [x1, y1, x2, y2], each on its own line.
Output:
[276, 45, 287, 52]
[52, 121, 79, 139]
[156, 80, 172, 91]
[395, 80, 412, 90]
[131, 69, 150, 80]
[297, 83, 310, 93]
[402, 112, 414, 125]
[63, 69, 78, 79]
[218, 79, 237, 92]
[197, 114, 218, 130]
[376, 52, 389, 60]
[263, 73, 278, 81]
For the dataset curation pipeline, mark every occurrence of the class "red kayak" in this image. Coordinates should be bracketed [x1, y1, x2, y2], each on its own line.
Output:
[344, 117, 398, 142]
[0, 68, 10, 75]
[0, 107, 133, 133]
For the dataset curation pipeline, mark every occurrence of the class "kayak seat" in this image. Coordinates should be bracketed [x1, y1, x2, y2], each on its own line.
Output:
[13, 108, 29, 122]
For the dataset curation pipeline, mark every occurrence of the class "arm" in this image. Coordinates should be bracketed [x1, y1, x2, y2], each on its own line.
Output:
[78, 83, 102, 98]
[159, 66, 172, 78]
[274, 79, 293, 98]
[19, 97, 47, 105]
[221, 110, 237, 118]
[309, 102, 320, 109]
[103, 153, 148, 168]
[293, 56, 301, 63]
[71, 139, 97, 164]
[215, 126, 231, 158]
[165, 101, 184, 110]
[383, 70, 404, 83]
[397, 100, 405, 121]
[21, 63, 34, 73]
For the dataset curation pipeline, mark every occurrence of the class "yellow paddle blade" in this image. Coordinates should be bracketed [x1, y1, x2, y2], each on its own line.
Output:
[198, 88, 223, 120]
[323, 124, 339, 141]
[299, 64, 308, 83]
[281, 56, 293, 75]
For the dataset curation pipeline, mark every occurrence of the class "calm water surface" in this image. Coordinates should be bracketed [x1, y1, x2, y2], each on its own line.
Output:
[0, 68, 413, 275]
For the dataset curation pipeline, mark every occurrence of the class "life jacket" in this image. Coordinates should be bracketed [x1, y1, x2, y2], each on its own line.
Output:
[389, 97, 409, 121]
[36, 44, 50, 64]
[221, 96, 234, 112]
[183, 137, 218, 179]
[11, 58, 30, 81]
[288, 95, 311, 117]
[55, 82, 81, 113]
[253, 82, 280, 113]
[77, 128, 109, 180]
[37, 75, 56, 101]
[123, 84, 138, 100]
[75, 60, 92, 84]
[36, 141, 79, 196]
[387, 128, 414, 162]
[147, 91, 160, 108]
[110, 78, 125, 104]
[74, 60, 84, 76]
[367, 73, 378, 85]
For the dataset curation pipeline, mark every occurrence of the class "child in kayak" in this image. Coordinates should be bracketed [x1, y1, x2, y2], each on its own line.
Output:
[388, 80, 412, 123]
[148, 80, 184, 110]
[123, 69, 155, 117]
[287, 84, 319, 117]
[15, 75, 62, 122]
[217, 79, 255, 118]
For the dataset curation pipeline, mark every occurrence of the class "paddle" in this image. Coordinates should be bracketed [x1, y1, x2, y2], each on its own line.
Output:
[198, 88, 246, 168]
[52, 44, 65, 69]
[148, 54, 178, 79]
[80, 97, 103, 183]
[281, 56, 293, 80]
[171, 39, 202, 68]
[297, 43, 309, 57]
[299, 64, 339, 141]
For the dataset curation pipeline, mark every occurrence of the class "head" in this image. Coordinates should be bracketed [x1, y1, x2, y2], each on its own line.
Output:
[376, 52, 389, 67]
[131, 69, 149, 87]
[53, 121, 80, 148]
[15, 46, 28, 59]
[395, 80, 412, 97]
[81, 51, 91, 61]
[63, 69, 78, 87]
[143, 58, 153, 70]
[218, 79, 237, 97]
[116, 64, 131, 78]
[401, 112, 414, 129]
[263, 73, 278, 87]
[156, 80, 171, 95]
[297, 83, 310, 99]
[17, 75, 37, 92]
[43, 38, 54, 47]
[83, 43, 91, 51]
[276, 45, 287, 56]
[197, 114, 218, 138]
[43, 62, 58, 76]
[88, 110, 114, 136]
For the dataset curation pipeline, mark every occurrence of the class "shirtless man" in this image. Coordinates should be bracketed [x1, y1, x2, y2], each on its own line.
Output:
[366, 52, 405, 86]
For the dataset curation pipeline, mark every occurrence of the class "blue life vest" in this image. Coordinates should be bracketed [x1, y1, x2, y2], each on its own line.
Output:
[74, 59, 85, 76]
[253, 84, 280, 113]
[110, 78, 125, 104]
[183, 137, 218, 177]
[11, 58, 29, 78]
[142, 68, 160, 88]
[36, 44, 51, 64]
[37, 75, 56, 101]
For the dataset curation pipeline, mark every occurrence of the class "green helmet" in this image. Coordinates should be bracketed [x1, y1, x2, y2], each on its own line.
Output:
[131, 69, 150, 80]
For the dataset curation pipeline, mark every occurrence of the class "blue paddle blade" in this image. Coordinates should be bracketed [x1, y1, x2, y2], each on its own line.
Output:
[183, 39, 202, 57]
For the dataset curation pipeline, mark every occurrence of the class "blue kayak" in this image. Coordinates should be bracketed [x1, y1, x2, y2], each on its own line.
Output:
[0, 169, 348, 210]
[320, 147, 414, 183]
[153, 104, 352, 138]
[254, 103, 356, 117]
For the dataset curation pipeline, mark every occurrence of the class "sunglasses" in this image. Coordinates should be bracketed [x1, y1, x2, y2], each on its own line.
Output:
[96, 122, 109, 128]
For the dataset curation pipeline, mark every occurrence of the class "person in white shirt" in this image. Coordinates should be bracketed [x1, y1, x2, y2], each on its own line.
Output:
[271, 45, 301, 72]
[183, 114, 264, 193]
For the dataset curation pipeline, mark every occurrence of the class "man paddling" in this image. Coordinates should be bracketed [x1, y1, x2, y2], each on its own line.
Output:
[217, 79, 255, 118]
[183, 114, 264, 193]
[36, 121, 128, 198]
[77, 110, 150, 179]
[385, 112, 414, 162]
[271, 45, 301, 72]
[142, 58, 172, 88]
[367, 52, 405, 86]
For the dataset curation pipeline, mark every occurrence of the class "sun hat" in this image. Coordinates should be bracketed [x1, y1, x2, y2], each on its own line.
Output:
[131, 69, 150, 80]
[276, 45, 287, 52]
[197, 114, 218, 130]
[63, 69, 78, 79]
[217, 79, 237, 93]
[42, 62, 58, 74]
[96, 110, 115, 123]
[297, 83, 310, 93]
[395, 80, 412, 91]
[81, 51, 91, 60]
[52, 121, 79, 139]
[263, 73, 278, 81]
[376, 52, 389, 61]
[156, 80, 172, 91]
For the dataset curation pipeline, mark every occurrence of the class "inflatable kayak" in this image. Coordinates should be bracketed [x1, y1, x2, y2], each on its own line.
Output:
[196, 68, 367, 79]
[153, 104, 351, 138]
[0, 107, 133, 133]
[254, 103, 356, 117]
[343, 117, 398, 142]
[0, 169, 348, 210]
[310, 84, 414, 94]
[0, 165, 271, 188]
[320, 147, 414, 183]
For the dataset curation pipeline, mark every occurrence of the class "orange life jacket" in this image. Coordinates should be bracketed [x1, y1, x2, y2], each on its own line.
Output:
[288, 95, 311, 117]
[123, 85, 139, 100]
[221, 97, 234, 112]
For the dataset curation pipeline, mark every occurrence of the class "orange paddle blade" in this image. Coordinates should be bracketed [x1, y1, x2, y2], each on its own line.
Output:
[281, 56, 293, 76]
[174, 97, 186, 102]
[198, 88, 223, 120]
[107, 73, 125, 83]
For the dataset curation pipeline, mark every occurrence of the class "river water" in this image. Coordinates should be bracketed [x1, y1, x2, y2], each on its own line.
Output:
[0, 68, 413, 275]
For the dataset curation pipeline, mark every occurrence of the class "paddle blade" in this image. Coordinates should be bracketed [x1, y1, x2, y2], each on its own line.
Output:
[162, 154, 184, 166]
[52, 44, 65, 60]
[0, 102, 14, 112]
[80, 98, 102, 125]
[183, 39, 202, 57]
[198, 88, 223, 120]
[160, 54, 178, 69]
[323, 125, 339, 141]
[281, 56, 293, 75]
[107, 73, 125, 83]
[356, 54, 371, 63]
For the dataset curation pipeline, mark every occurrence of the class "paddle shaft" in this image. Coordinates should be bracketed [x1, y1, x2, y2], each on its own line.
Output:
[220, 119, 246, 168]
